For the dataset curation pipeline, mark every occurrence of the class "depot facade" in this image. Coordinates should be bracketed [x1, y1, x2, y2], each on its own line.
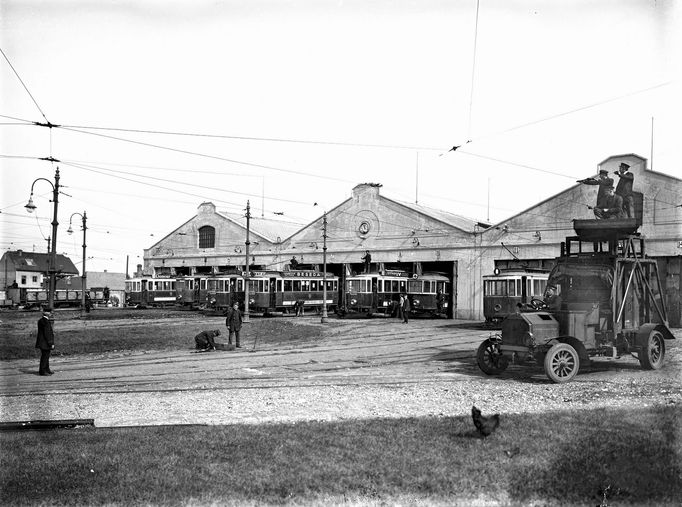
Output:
[142, 154, 682, 326]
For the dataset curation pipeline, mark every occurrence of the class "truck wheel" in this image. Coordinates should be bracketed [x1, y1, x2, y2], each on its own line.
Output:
[638, 330, 665, 370]
[544, 343, 579, 383]
[477, 339, 507, 375]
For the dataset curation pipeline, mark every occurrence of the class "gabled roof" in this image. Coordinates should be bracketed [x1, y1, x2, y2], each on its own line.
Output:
[3, 251, 78, 275]
[217, 211, 303, 243]
[389, 198, 487, 233]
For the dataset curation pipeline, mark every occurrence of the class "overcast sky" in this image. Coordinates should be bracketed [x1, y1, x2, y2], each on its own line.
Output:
[1, 0, 680, 274]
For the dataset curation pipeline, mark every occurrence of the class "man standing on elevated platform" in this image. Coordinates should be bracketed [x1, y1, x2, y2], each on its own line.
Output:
[577, 169, 614, 213]
[614, 162, 634, 218]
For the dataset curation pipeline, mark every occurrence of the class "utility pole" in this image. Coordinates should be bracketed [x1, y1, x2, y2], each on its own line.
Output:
[26, 167, 60, 310]
[321, 212, 329, 323]
[68, 211, 87, 317]
[243, 200, 251, 323]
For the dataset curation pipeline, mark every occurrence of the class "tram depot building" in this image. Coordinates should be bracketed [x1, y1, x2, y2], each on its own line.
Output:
[142, 154, 682, 326]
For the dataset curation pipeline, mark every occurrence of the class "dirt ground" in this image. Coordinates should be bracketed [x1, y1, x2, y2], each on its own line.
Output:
[1, 311, 680, 427]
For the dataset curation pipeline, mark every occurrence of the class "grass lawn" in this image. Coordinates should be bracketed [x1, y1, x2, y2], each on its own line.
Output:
[2, 406, 680, 506]
[0, 309, 323, 360]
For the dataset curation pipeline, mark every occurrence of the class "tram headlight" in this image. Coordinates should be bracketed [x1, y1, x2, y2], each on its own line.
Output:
[413, 298, 420, 307]
[350, 298, 357, 305]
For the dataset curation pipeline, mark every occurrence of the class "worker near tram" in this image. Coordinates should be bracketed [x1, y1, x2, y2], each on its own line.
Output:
[226, 302, 243, 348]
[577, 169, 613, 213]
[593, 185, 625, 220]
[614, 162, 634, 218]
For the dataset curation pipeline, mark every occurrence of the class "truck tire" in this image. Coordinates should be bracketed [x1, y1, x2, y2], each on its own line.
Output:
[638, 329, 665, 370]
[544, 343, 579, 383]
[477, 339, 508, 375]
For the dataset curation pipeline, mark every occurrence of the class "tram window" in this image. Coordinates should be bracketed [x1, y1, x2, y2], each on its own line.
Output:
[293, 280, 302, 291]
[264, 280, 269, 292]
[284, 280, 292, 291]
[389, 280, 398, 292]
[400, 281, 406, 292]
[408, 280, 421, 292]
[301, 280, 310, 291]
[507, 280, 516, 297]
[237, 279, 243, 291]
[527, 280, 532, 297]
[310, 280, 318, 291]
[516, 279, 521, 296]
[533, 279, 547, 296]
[492, 280, 506, 296]
[377, 280, 383, 292]
[277, 280, 283, 291]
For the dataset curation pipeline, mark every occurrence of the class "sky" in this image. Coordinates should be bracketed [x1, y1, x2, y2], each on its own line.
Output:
[1, 0, 680, 275]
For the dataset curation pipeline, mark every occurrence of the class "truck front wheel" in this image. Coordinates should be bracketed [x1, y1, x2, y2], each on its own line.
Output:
[477, 339, 508, 375]
[638, 330, 665, 370]
[544, 343, 579, 383]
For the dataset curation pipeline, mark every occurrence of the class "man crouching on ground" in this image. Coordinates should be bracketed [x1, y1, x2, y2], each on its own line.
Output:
[194, 329, 220, 351]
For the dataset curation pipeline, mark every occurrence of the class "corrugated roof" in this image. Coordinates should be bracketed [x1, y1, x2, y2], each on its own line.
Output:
[217, 211, 303, 242]
[4, 251, 79, 275]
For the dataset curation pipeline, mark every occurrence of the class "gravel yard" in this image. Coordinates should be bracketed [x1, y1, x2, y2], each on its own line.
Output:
[1, 312, 680, 427]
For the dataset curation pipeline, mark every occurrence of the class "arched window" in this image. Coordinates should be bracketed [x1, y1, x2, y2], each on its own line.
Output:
[198, 226, 215, 249]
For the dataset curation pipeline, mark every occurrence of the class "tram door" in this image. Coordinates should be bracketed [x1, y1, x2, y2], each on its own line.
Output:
[521, 275, 528, 304]
[141, 279, 149, 305]
[269, 277, 277, 310]
[371, 276, 378, 312]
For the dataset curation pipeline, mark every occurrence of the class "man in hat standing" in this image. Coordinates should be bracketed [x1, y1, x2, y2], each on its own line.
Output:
[226, 301, 243, 348]
[614, 162, 634, 218]
[577, 169, 614, 216]
[593, 185, 624, 219]
[36, 308, 55, 376]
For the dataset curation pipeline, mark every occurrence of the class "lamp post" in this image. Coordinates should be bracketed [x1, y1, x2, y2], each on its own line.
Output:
[25, 167, 60, 310]
[67, 211, 87, 316]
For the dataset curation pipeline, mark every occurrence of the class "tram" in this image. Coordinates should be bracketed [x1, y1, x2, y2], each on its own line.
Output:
[342, 270, 450, 317]
[125, 269, 339, 314]
[4, 287, 113, 309]
[125, 277, 178, 308]
[482, 267, 549, 324]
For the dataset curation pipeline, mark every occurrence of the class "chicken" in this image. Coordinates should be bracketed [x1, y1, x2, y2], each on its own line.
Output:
[471, 405, 500, 438]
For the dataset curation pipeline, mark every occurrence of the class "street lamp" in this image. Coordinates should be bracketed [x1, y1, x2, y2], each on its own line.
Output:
[67, 211, 87, 315]
[25, 167, 60, 310]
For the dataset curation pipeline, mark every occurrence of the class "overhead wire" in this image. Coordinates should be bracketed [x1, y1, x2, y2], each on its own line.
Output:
[0, 47, 50, 124]
[59, 126, 355, 184]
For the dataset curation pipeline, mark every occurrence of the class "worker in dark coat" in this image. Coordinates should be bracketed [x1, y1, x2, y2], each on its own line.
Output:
[35, 309, 55, 376]
[594, 185, 625, 219]
[577, 169, 614, 214]
[362, 250, 371, 273]
[401, 293, 411, 323]
[226, 302, 243, 348]
[614, 162, 634, 218]
[194, 330, 220, 351]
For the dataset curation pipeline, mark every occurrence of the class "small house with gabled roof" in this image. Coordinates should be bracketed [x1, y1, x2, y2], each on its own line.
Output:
[1, 250, 78, 290]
